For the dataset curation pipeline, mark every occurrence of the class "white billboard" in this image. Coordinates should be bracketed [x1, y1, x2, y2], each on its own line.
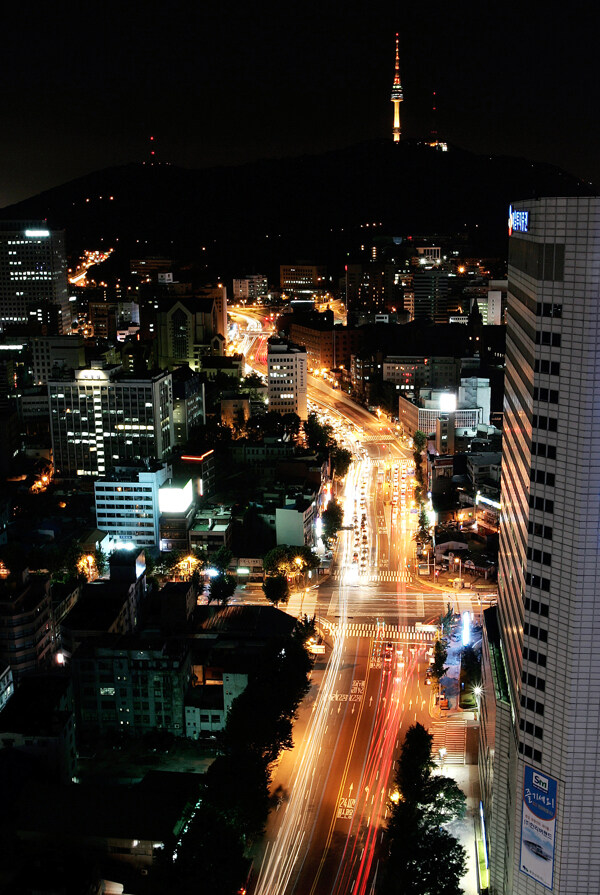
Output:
[159, 478, 193, 514]
[520, 765, 557, 889]
[439, 392, 457, 412]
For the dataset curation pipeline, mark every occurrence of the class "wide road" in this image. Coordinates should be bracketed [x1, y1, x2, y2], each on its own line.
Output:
[232, 308, 483, 894]
[251, 449, 445, 895]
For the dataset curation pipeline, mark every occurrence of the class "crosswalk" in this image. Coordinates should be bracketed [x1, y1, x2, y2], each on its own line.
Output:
[361, 434, 396, 443]
[429, 718, 467, 765]
[332, 570, 413, 583]
[324, 622, 436, 640]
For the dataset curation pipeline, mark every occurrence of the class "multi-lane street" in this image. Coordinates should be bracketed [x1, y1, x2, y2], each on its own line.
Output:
[229, 307, 481, 894]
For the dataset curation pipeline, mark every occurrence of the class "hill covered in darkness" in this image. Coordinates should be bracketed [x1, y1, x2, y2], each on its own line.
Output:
[1, 140, 595, 279]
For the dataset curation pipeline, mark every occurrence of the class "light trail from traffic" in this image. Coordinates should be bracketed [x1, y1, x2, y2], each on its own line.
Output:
[233, 305, 482, 894]
[329, 647, 422, 895]
[253, 464, 361, 895]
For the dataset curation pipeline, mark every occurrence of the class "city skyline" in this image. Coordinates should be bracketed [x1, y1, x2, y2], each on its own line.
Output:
[1, 3, 598, 208]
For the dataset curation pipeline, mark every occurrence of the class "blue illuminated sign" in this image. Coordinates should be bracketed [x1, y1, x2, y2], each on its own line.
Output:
[508, 205, 529, 235]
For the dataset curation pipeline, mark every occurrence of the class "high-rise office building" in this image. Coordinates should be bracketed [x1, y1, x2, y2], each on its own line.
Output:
[94, 462, 172, 549]
[480, 197, 600, 894]
[48, 361, 173, 479]
[412, 269, 450, 322]
[280, 264, 327, 296]
[267, 337, 307, 420]
[0, 222, 70, 333]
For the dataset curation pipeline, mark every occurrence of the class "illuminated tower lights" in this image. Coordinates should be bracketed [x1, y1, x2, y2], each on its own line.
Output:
[390, 32, 403, 142]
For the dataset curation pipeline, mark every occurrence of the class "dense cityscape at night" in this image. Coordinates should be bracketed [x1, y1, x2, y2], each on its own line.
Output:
[0, 6, 597, 895]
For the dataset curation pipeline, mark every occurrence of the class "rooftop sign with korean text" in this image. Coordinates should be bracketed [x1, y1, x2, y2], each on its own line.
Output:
[508, 205, 529, 236]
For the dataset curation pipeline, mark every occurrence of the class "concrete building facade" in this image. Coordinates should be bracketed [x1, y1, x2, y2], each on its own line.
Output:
[0, 222, 70, 333]
[480, 197, 600, 895]
[94, 463, 172, 549]
[29, 334, 85, 384]
[49, 362, 173, 479]
[267, 338, 307, 419]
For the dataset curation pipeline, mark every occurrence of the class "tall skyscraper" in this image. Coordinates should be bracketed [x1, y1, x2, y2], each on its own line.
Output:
[480, 197, 600, 894]
[390, 33, 403, 142]
[0, 221, 70, 333]
[267, 337, 307, 420]
[412, 268, 450, 322]
[48, 362, 173, 479]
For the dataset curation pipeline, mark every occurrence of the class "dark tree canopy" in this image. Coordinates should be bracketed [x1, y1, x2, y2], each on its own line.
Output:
[321, 499, 344, 543]
[431, 639, 449, 682]
[382, 722, 467, 895]
[208, 573, 236, 604]
[263, 574, 290, 606]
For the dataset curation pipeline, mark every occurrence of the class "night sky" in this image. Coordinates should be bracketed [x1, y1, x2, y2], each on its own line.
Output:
[1, 2, 597, 208]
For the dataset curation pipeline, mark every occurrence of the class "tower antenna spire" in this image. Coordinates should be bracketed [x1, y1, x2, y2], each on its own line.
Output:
[391, 32, 403, 143]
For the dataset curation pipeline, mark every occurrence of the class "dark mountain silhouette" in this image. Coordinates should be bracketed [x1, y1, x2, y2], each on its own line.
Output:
[1, 140, 595, 279]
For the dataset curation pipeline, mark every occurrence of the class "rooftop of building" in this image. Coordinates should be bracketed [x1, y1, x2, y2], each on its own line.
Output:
[267, 336, 306, 354]
[194, 604, 296, 640]
[61, 586, 131, 633]
[0, 673, 72, 737]
[77, 528, 108, 549]
[156, 294, 216, 314]
[95, 460, 170, 482]
[159, 581, 194, 598]
[201, 354, 243, 368]
[467, 452, 502, 467]
[71, 633, 189, 662]
[48, 363, 172, 384]
[15, 771, 199, 843]
[0, 571, 50, 613]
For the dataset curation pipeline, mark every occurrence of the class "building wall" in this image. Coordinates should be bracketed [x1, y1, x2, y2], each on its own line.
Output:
[185, 671, 248, 737]
[156, 298, 218, 370]
[73, 641, 191, 737]
[0, 664, 13, 713]
[29, 335, 85, 385]
[95, 465, 171, 548]
[479, 609, 515, 895]
[289, 322, 334, 370]
[413, 269, 450, 322]
[49, 365, 173, 479]
[232, 275, 268, 302]
[275, 502, 314, 547]
[0, 576, 53, 684]
[490, 197, 600, 895]
[397, 394, 419, 435]
[267, 340, 308, 419]
[459, 377, 491, 425]
[280, 264, 326, 293]
[383, 356, 460, 393]
[0, 223, 69, 333]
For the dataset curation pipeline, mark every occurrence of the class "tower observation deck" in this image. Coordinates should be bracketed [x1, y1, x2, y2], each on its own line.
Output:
[391, 32, 403, 142]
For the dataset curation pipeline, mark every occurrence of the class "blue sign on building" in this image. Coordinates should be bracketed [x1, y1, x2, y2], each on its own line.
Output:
[508, 205, 529, 235]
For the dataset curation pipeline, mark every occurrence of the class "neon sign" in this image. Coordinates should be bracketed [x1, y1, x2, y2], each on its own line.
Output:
[508, 206, 529, 236]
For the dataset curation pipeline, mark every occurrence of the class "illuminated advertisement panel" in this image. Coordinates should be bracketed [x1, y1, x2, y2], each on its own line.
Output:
[520, 765, 557, 889]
